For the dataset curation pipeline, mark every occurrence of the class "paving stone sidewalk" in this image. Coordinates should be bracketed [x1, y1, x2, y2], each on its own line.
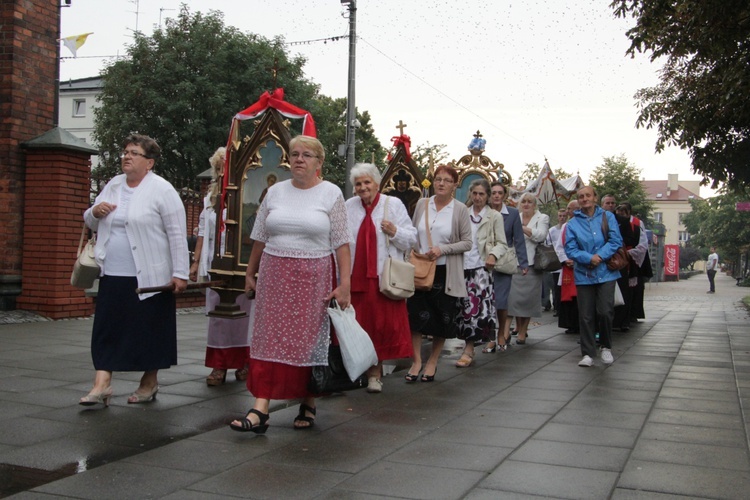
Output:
[0, 272, 748, 499]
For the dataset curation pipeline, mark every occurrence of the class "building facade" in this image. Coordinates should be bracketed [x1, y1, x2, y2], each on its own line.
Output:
[642, 174, 701, 247]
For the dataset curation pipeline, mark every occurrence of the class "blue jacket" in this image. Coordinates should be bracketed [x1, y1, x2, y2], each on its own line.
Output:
[564, 206, 623, 285]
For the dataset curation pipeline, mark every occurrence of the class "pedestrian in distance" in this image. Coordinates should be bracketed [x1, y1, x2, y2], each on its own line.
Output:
[706, 246, 719, 293]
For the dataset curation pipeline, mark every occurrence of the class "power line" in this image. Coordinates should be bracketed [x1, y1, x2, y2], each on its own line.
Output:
[358, 36, 545, 159]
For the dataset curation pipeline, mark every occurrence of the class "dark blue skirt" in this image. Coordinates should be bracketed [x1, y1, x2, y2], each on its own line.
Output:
[407, 265, 459, 339]
[91, 275, 177, 371]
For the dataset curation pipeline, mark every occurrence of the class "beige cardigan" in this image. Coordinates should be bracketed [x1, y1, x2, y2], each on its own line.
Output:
[411, 198, 472, 297]
[475, 208, 508, 262]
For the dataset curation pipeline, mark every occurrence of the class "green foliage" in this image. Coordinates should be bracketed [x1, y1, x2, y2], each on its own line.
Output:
[517, 162, 574, 187]
[610, 0, 750, 192]
[93, 7, 318, 185]
[679, 244, 703, 270]
[681, 193, 750, 268]
[411, 142, 449, 177]
[589, 154, 653, 224]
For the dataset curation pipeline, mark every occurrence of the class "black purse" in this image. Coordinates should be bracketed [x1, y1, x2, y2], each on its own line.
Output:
[308, 344, 367, 393]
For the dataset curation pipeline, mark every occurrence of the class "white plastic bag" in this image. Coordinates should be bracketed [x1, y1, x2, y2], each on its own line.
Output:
[326, 301, 378, 381]
[614, 283, 625, 307]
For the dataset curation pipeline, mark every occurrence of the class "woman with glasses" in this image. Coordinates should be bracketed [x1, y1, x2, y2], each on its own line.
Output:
[405, 164, 471, 383]
[455, 178, 507, 367]
[346, 163, 417, 393]
[79, 134, 189, 407]
[230, 135, 351, 434]
[189, 147, 251, 386]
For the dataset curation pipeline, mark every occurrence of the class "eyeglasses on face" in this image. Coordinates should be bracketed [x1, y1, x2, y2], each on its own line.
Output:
[290, 152, 319, 160]
[433, 177, 455, 184]
[120, 150, 149, 159]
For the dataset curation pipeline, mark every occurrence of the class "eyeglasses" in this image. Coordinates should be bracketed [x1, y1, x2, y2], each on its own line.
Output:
[433, 177, 454, 184]
[290, 152, 319, 160]
[120, 150, 149, 159]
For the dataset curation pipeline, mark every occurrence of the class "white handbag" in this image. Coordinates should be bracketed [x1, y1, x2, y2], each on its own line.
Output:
[71, 224, 100, 289]
[488, 217, 518, 274]
[379, 197, 415, 300]
[327, 301, 378, 382]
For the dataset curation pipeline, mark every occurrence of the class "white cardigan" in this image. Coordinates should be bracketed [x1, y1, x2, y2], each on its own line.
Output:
[522, 210, 550, 265]
[84, 172, 189, 300]
[346, 194, 417, 275]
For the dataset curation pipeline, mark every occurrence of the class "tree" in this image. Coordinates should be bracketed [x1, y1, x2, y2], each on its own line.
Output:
[410, 142, 450, 177]
[589, 154, 653, 224]
[308, 95, 386, 189]
[682, 193, 750, 273]
[679, 244, 703, 270]
[517, 162, 574, 187]
[94, 8, 325, 185]
[610, 1, 750, 192]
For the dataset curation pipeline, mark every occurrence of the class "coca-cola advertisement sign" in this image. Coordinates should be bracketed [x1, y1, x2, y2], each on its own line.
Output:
[664, 244, 679, 276]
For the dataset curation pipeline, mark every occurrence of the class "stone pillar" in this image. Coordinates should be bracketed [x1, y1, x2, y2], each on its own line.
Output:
[17, 128, 98, 319]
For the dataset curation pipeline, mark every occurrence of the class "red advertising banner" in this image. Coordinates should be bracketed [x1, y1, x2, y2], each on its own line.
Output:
[664, 244, 680, 280]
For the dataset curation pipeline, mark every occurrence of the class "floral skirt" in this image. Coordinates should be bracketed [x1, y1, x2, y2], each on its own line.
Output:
[457, 267, 496, 342]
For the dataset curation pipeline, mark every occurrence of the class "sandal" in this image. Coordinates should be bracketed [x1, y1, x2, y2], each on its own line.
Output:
[206, 369, 227, 386]
[482, 341, 497, 354]
[294, 403, 316, 430]
[229, 409, 269, 434]
[234, 366, 248, 382]
[455, 352, 474, 368]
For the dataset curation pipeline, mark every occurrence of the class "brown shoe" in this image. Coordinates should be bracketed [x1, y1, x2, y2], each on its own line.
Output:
[206, 369, 227, 386]
[235, 366, 248, 381]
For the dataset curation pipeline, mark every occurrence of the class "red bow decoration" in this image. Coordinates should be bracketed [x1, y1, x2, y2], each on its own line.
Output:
[387, 134, 412, 163]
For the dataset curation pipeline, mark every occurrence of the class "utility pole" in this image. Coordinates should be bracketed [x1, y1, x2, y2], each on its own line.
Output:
[342, 0, 357, 198]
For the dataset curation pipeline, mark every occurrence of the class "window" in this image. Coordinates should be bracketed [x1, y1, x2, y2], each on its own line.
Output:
[654, 212, 663, 223]
[678, 231, 690, 242]
[73, 99, 86, 117]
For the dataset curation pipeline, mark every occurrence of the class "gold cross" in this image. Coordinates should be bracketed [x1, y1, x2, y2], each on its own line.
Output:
[396, 120, 407, 135]
[473, 130, 483, 139]
[269, 57, 281, 87]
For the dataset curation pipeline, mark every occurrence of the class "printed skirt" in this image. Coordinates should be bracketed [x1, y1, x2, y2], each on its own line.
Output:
[457, 267, 497, 343]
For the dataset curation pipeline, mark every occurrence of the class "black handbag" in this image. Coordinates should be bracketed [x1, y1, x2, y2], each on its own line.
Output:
[308, 345, 367, 393]
[533, 244, 561, 272]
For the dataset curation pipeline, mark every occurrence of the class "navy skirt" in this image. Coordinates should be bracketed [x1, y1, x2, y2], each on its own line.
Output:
[91, 275, 177, 371]
[407, 265, 459, 339]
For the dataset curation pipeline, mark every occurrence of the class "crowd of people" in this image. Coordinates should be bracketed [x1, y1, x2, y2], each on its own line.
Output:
[79, 134, 650, 434]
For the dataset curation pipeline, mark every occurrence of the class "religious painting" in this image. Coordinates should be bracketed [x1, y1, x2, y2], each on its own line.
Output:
[381, 168, 422, 217]
[239, 139, 291, 263]
[455, 171, 487, 205]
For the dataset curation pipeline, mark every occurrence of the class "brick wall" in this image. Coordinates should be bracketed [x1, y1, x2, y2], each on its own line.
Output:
[16, 148, 95, 318]
[0, 0, 59, 307]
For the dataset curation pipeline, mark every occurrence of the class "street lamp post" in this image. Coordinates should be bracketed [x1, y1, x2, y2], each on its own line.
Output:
[342, 0, 357, 198]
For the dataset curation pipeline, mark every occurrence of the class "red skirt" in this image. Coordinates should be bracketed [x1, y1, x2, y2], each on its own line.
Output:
[248, 359, 315, 400]
[205, 346, 249, 370]
[351, 277, 412, 361]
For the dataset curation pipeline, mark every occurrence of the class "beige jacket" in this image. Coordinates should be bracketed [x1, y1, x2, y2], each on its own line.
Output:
[475, 208, 508, 262]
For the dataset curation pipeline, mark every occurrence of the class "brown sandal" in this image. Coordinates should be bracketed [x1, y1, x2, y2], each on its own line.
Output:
[206, 369, 227, 386]
[235, 366, 248, 381]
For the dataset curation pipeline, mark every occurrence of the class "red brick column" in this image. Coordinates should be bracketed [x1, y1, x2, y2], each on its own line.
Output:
[0, 0, 59, 309]
[17, 138, 96, 319]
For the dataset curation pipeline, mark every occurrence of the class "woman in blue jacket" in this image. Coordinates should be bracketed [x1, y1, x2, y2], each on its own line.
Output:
[564, 186, 622, 367]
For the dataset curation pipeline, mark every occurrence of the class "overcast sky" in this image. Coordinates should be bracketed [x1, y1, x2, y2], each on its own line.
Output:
[59, 0, 711, 197]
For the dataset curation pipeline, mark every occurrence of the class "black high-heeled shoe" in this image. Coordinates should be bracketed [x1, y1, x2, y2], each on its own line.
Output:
[229, 409, 269, 433]
[421, 367, 437, 382]
[482, 341, 497, 353]
[404, 373, 419, 383]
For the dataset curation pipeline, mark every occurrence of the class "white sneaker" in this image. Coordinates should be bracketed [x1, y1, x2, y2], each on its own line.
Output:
[600, 348, 614, 365]
[366, 377, 383, 393]
[578, 355, 594, 367]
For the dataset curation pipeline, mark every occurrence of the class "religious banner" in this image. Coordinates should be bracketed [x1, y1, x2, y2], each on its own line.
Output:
[664, 244, 680, 281]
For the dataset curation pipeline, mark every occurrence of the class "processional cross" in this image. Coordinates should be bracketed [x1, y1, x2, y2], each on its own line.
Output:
[396, 120, 407, 135]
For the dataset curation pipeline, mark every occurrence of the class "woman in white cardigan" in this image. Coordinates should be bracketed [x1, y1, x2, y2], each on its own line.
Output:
[80, 134, 189, 407]
[346, 163, 417, 393]
[507, 193, 549, 344]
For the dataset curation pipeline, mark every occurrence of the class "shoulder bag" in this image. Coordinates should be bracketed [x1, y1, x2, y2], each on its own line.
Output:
[71, 223, 100, 289]
[379, 197, 415, 300]
[487, 213, 518, 274]
[410, 199, 437, 291]
[601, 214, 629, 271]
[534, 244, 561, 272]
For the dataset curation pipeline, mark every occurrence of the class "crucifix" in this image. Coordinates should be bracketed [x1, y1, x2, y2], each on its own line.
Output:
[474, 130, 482, 140]
[395, 120, 407, 135]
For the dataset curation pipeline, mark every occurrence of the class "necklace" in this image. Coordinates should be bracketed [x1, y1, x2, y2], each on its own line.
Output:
[470, 213, 482, 224]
